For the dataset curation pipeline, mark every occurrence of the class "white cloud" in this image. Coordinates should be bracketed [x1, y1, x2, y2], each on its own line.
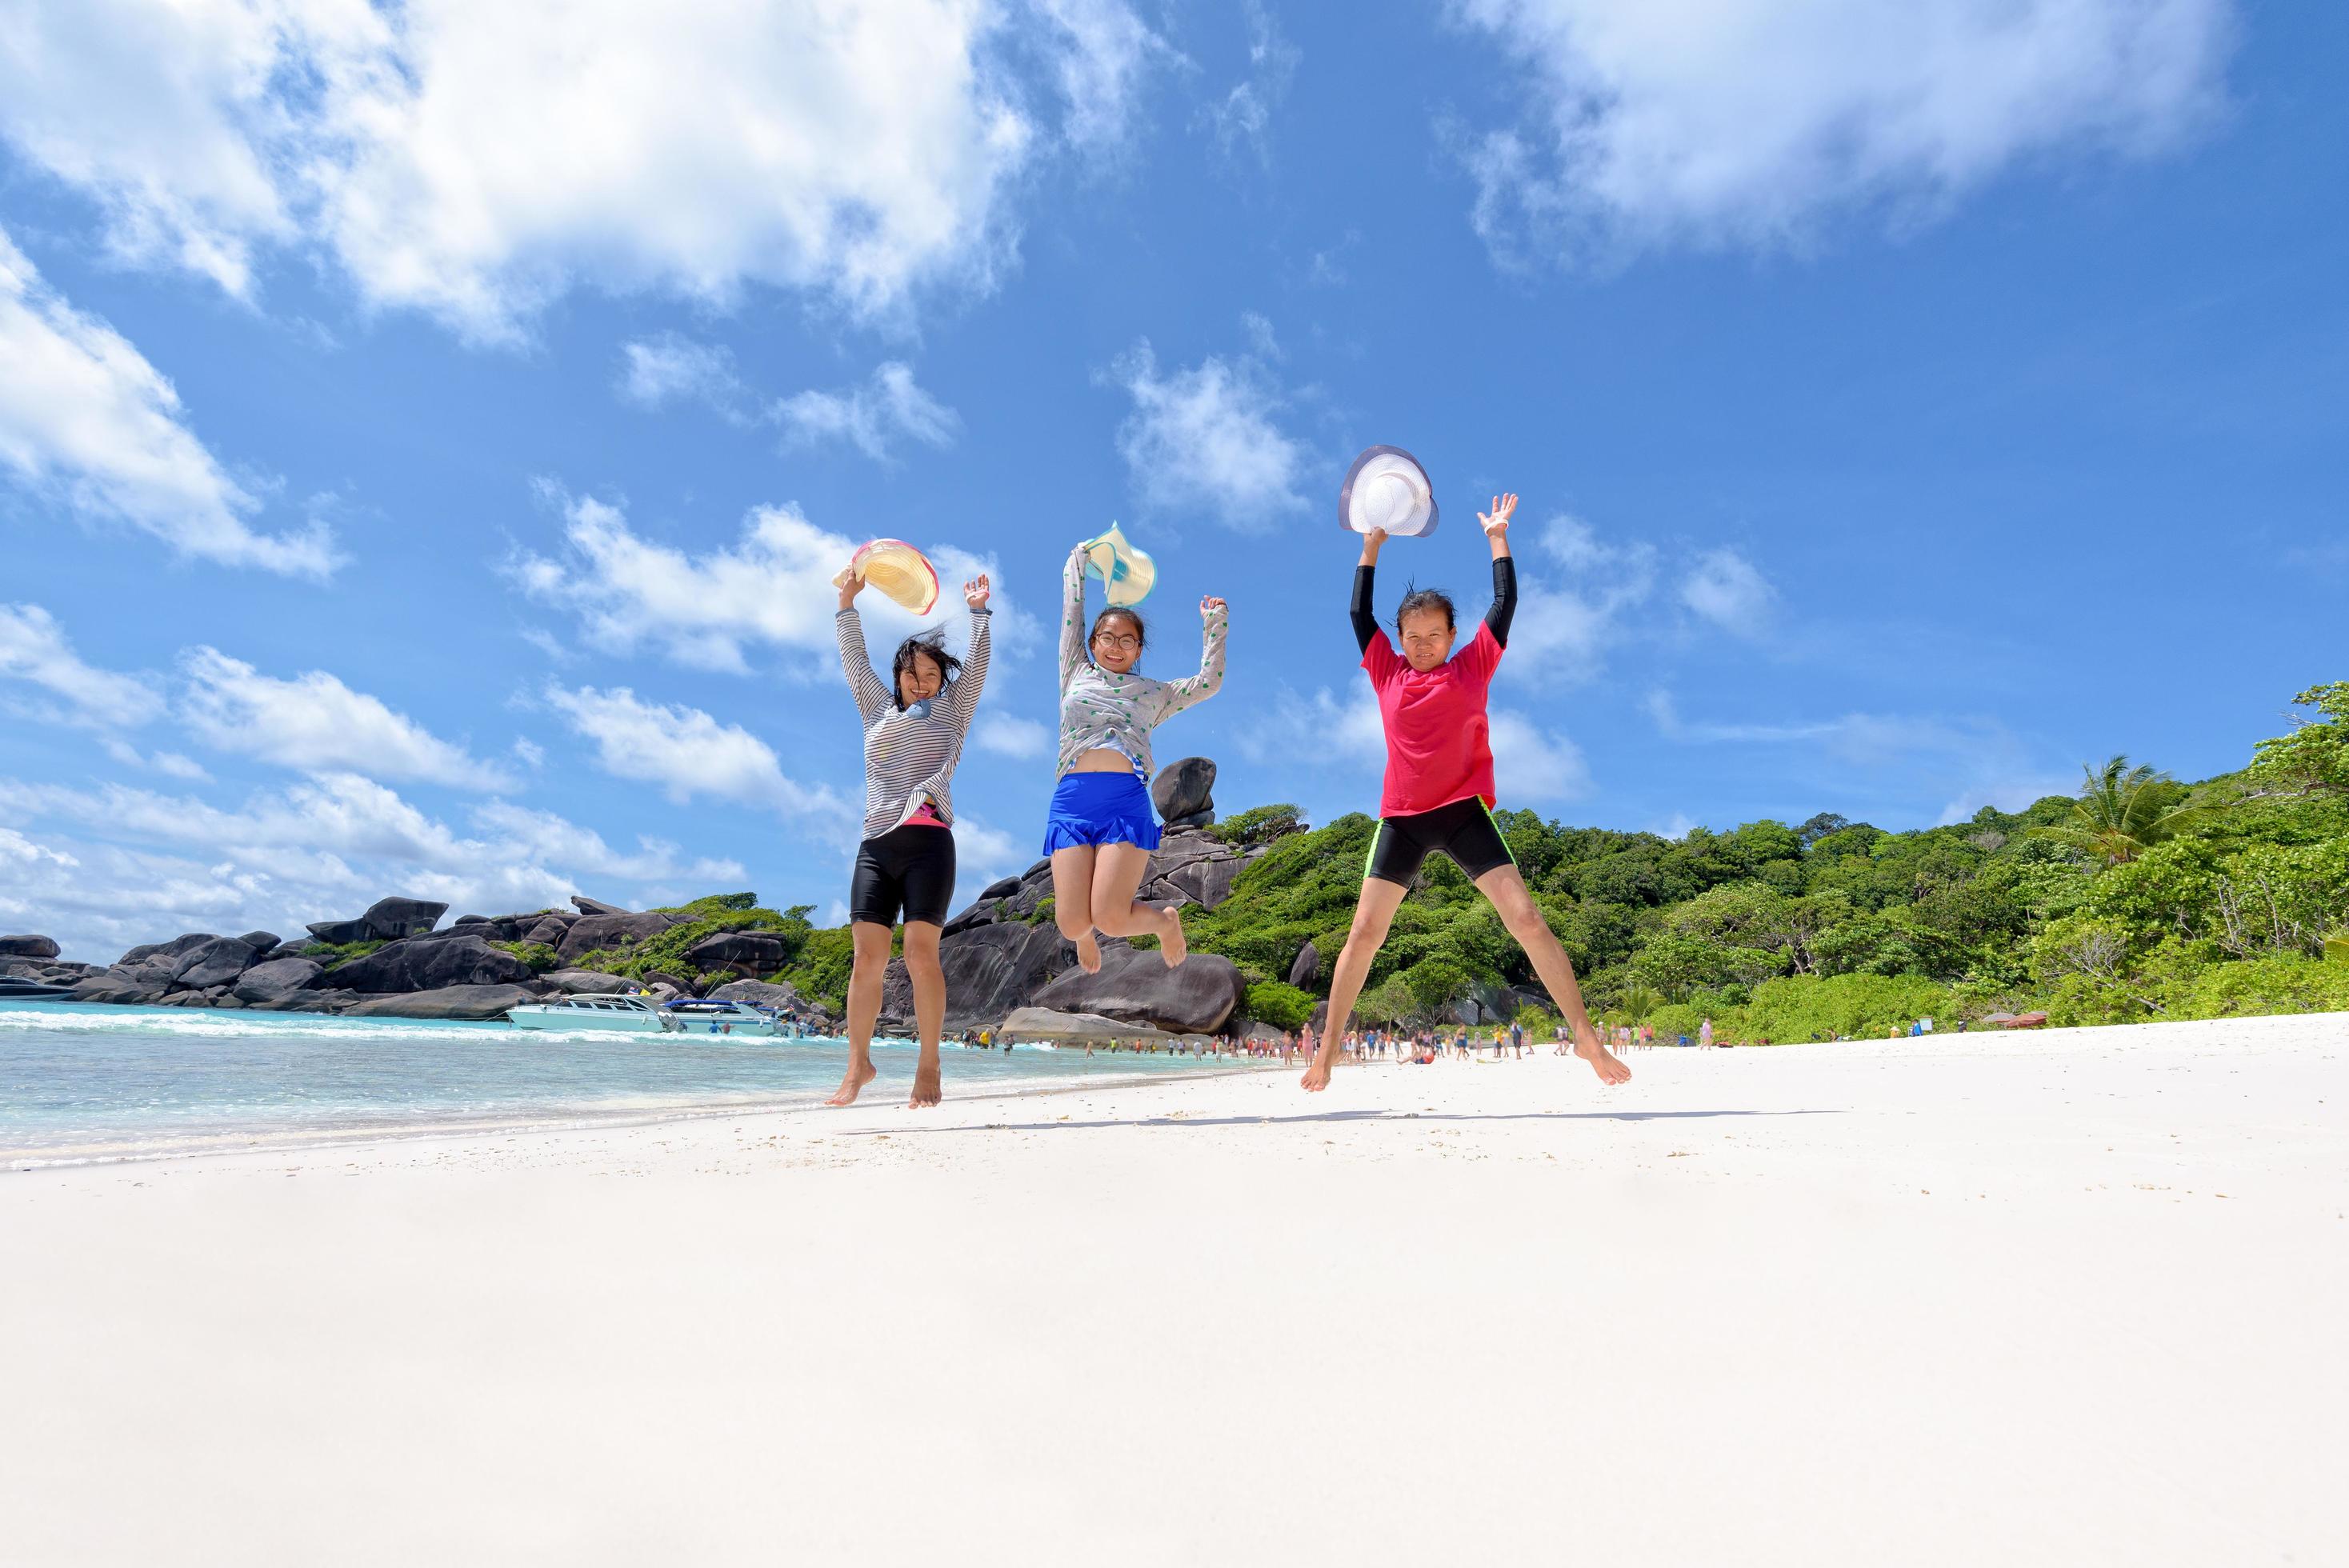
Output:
[1109, 333, 1310, 530]
[546, 685, 846, 824]
[0, 602, 163, 727]
[617, 334, 750, 419]
[0, 0, 1163, 341]
[976, 713, 1051, 759]
[1679, 547, 1775, 634]
[0, 771, 745, 962]
[1247, 686, 1386, 771]
[1027, 0, 1168, 154]
[773, 362, 960, 462]
[950, 812, 1026, 894]
[0, 825, 78, 870]
[1203, 0, 1300, 166]
[0, 227, 338, 577]
[511, 486, 1031, 675]
[1455, 0, 2233, 264]
[1489, 710, 1594, 803]
[100, 737, 214, 782]
[178, 646, 515, 790]
[1500, 514, 1658, 681]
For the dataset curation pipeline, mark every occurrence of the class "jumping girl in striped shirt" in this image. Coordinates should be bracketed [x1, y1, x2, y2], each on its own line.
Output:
[828, 570, 992, 1107]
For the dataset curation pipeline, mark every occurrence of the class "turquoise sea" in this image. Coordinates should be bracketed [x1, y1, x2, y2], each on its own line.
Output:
[1, 1002, 1242, 1167]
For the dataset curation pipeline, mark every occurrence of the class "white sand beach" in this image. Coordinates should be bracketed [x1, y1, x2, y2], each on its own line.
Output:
[5, 1014, 2345, 1566]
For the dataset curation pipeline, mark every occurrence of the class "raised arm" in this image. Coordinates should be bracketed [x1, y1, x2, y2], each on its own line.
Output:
[1480, 494, 1517, 646]
[1351, 528, 1387, 654]
[1161, 597, 1228, 714]
[1059, 543, 1089, 690]
[944, 575, 993, 730]
[834, 594, 890, 722]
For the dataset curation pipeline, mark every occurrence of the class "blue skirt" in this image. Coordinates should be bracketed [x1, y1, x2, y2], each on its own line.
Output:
[1042, 771, 1162, 854]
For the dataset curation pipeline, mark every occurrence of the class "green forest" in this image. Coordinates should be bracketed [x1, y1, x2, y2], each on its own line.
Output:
[1187, 681, 2349, 1042]
[578, 682, 2349, 1043]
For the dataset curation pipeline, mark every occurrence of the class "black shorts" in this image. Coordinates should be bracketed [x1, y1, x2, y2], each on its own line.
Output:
[1363, 797, 1515, 886]
[849, 825, 958, 927]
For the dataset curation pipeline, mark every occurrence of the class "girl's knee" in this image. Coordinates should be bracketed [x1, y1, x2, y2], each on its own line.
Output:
[1053, 906, 1092, 942]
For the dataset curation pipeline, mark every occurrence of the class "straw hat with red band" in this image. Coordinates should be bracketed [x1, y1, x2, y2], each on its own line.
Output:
[834, 539, 939, 614]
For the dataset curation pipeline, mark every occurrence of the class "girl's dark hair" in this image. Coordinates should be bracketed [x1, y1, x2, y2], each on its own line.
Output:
[1089, 607, 1146, 661]
[890, 635, 962, 710]
[1394, 584, 1455, 634]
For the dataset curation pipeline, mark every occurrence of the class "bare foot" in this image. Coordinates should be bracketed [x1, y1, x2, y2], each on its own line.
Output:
[1300, 1043, 1338, 1092]
[1075, 930, 1101, 974]
[827, 1055, 877, 1106]
[1576, 1034, 1633, 1086]
[908, 1059, 942, 1108]
[1158, 905, 1187, 967]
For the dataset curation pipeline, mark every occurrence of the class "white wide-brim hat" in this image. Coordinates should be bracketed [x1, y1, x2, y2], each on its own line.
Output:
[1339, 446, 1439, 537]
[1080, 522, 1155, 607]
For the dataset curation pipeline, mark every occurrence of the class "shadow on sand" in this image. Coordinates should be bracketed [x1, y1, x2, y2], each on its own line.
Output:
[848, 1108, 1840, 1136]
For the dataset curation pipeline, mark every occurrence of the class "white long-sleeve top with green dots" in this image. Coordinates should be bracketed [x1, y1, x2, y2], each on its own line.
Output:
[1056, 545, 1226, 780]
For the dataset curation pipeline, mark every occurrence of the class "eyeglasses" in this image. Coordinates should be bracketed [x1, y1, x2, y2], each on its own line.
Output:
[1093, 633, 1141, 651]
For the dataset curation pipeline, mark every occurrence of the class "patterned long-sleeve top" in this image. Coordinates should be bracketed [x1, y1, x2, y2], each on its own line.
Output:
[1056, 545, 1225, 780]
[837, 606, 990, 840]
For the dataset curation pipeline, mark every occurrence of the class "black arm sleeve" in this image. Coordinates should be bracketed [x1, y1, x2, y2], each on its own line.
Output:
[1351, 564, 1379, 654]
[1485, 556, 1517, 646]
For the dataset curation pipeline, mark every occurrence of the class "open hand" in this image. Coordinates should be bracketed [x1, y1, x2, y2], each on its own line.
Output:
[1479, 493, 1518, 538]
[964, 574, 991, 611]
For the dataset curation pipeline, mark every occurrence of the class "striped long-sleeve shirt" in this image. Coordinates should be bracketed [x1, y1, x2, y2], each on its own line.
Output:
[1056, 544, 1225, 780]
[837, 606, 990, 841]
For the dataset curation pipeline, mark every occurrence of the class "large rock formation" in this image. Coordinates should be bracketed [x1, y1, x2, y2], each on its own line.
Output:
[0, 934, 61, 959]
[326, 934, 532, 994]
[879, 921, 1075, 1033]
[902, 803, 1291, 1034]
[682, 930, 790, 978]
[363, 897, 447, 940]
[997, 1007, 1174, 1044]
[341, 984, 536, 1020]
[557, 910, 680, 964]
[1030, 938, 1247, 1034]
[231, 957, 325, 1004]
[304, 918, 374, 945]
[1288, 939, 1321, 989]
[1150, 757, 1216, 826]
[119, 933, 223, 967]
[172, 936, 258, 990]
[708, 978, 809, 1010]
[540, 968, 634, 995]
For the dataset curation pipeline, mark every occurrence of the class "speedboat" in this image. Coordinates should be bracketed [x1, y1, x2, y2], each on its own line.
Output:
[506, 994, 677, 1033]
[661, 998, 783, 1036]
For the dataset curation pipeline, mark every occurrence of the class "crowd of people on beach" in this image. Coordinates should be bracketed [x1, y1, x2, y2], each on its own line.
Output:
[823, 463, 1635, 1106]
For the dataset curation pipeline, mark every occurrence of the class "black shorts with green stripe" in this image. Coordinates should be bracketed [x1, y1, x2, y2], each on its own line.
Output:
[1363, 797, 1515, 886]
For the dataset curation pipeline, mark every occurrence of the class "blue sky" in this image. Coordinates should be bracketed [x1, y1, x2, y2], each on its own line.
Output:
[2, 0, 2343, 961]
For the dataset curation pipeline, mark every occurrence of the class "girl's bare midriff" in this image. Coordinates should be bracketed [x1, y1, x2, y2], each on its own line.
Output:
[1070, 748, 1135, 774]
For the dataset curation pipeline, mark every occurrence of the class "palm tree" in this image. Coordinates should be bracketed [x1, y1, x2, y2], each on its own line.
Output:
[1616, 985, 1663, 1023]
[2050, 756, 2208, 866]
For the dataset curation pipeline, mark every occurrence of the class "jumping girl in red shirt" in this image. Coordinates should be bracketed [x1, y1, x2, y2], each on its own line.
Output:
[1300, 493, 1631, 1093]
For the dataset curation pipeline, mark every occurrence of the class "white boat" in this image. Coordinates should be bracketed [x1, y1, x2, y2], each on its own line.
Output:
[506, 994, 677, 1033]
[661, 998, 783, 1036]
